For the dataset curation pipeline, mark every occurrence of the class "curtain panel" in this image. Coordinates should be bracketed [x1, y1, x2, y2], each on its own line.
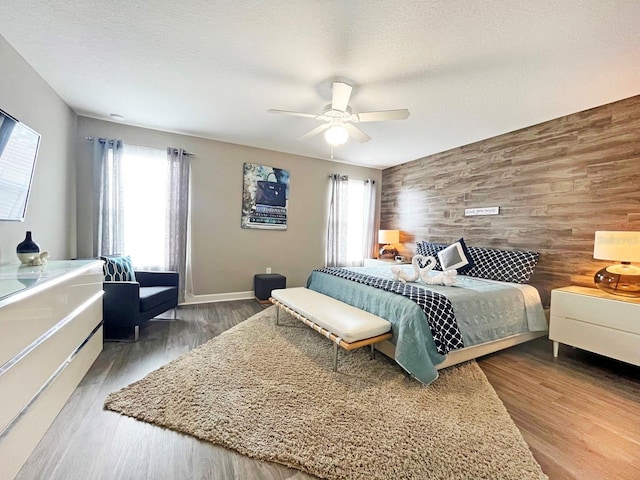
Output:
[92, 138, 124, 257]
[166, 148, 191, 303]
[326, 174, 349, 267]
[362, 179, 377, 260]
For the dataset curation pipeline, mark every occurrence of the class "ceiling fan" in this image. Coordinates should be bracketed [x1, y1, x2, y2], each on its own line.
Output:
[268, 81, 410, 146]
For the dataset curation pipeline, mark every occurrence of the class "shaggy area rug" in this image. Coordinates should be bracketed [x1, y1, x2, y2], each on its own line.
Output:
[105, 307, 547, 480]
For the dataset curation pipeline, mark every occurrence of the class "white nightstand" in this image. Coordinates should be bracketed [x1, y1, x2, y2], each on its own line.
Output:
[363, 258, 411, 267]
[549, 286, 640, 366]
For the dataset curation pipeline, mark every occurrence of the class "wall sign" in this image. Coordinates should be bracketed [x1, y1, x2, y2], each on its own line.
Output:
[464, 206, 500, 216]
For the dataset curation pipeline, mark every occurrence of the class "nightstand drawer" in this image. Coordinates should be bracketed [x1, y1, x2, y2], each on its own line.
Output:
[549, 314, 640, 365]
[550, 288, 640, 335]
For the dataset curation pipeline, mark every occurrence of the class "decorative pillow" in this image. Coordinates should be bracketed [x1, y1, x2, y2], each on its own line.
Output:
[437, 238, 474, 273]
[101, 255, 136, 282]
[416, 240, 539, 283]
[461, 246, 539, 284]
[415, 241, 446, 270]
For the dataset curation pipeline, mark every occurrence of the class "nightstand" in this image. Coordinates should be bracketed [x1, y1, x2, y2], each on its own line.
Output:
[549, 286, 640, 366]
[363, 258, 411, 267]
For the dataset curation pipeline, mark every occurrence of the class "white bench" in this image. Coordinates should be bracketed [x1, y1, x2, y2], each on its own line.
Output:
[270, 287, 392, 372]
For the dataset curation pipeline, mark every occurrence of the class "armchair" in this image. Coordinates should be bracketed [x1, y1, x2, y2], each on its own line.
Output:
[103, 270, 179, 341]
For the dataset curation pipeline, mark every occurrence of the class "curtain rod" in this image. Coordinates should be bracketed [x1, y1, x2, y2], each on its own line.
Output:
[85, 137, 194, 156]
[328, 173, 375, 184]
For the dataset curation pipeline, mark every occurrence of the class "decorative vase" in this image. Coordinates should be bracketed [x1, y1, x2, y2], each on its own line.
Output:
[16, 231, 40, 265]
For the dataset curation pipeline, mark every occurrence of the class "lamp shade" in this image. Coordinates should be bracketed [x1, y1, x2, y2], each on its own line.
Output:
[593, 231, 640, 297]
[378, 230, 399, 244]
[593, 231, 640, 262]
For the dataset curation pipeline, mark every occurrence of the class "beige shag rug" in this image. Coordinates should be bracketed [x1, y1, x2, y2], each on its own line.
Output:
[105, 307, 547, 480]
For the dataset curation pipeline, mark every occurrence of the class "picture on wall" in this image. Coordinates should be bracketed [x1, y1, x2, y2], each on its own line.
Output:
[241, 163, 290, 230]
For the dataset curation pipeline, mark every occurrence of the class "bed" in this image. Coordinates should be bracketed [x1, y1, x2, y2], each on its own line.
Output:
[305, 241, 548, 384]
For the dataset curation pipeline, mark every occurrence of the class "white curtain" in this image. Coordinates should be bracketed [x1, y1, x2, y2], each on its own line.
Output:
[92, 138, 124, 257]
[326, 174, 349, 267]
[362, 179, 377, 260]
[166, 148, 191, 303]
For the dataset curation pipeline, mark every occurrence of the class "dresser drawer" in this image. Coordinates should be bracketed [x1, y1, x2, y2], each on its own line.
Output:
[550, 288, 640, 335]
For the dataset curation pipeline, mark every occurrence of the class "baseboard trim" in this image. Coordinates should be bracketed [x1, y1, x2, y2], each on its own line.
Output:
[180, 291, 255, 305]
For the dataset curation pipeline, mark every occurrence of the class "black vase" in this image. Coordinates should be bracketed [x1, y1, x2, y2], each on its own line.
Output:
[16, 231, 40, 264]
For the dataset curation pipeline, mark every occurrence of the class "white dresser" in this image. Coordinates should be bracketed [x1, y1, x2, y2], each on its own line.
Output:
[549, 286, 640, 366]
[0, 260, 104, 480]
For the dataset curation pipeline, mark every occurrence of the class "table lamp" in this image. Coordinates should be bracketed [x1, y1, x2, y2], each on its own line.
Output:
[378, 230, 399, 259]
[593, 230, 640, 297]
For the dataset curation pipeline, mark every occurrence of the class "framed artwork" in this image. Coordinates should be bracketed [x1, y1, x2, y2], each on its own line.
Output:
[241, 163, 290, 230]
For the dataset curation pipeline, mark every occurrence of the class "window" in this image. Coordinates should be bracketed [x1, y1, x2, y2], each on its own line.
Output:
[94, 139, 191, 301]
[120, 145, 169, 270]
[345, 178, 366, 264]
[327, 175, 376, 267]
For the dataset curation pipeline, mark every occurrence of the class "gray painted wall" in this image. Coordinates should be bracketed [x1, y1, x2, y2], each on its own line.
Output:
[75, 118, 381, 296]
[0, 32, 382, 295]
[1, 33, 381, 297]
[0, 35, 77, 265]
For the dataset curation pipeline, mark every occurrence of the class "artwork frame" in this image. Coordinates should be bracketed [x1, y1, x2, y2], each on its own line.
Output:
[241, 163, 290, 230]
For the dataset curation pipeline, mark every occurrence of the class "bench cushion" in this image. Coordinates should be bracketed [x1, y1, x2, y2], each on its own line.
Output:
[271, 287, 391, 343]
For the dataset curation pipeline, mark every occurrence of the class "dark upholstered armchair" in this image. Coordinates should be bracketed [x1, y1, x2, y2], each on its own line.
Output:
[103, 271, 179, 341]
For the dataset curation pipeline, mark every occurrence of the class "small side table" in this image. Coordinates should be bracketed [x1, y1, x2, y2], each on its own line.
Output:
[254, 273, 286, 304]
[549, 286, 640, 366]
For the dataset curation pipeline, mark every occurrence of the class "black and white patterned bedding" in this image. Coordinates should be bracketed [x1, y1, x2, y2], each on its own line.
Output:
[315, 267, 464, 355]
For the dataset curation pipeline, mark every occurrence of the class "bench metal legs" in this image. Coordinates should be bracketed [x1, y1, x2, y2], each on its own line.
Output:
[273, 300, 388, 374]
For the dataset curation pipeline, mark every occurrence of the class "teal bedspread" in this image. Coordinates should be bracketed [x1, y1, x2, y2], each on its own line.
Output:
[306, 266, 548, 385]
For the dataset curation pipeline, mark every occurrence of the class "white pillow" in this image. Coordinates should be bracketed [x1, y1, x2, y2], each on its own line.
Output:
[437, 241, 472, 271]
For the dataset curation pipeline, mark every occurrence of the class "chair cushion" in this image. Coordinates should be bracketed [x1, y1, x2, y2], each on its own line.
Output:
[101, 255, 136, 282]
[139, 286, 177, 312]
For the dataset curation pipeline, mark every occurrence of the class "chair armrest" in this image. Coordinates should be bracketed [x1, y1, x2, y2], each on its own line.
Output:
[103, 281, 140, 321]
[134, 271, 179, 287]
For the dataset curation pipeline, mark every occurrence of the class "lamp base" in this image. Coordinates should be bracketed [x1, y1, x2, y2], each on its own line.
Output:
[594, 265, 640, 298]
[379, 245, 398, 259]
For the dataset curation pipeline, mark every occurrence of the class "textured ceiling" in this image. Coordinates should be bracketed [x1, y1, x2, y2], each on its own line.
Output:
[1, 1, 639, 169]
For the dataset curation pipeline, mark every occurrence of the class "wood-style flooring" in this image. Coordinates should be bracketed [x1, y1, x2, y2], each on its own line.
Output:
[479, 338, 640, 480]
[15, 301, 640, 480]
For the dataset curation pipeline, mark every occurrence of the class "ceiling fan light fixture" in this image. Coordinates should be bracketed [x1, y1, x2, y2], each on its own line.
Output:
[324, 125, 348, 146]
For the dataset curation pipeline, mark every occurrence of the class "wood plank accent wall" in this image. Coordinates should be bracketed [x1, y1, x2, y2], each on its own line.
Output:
[381, 95, 640, 306]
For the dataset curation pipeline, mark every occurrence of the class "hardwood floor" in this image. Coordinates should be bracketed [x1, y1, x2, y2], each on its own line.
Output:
[15, 301, 640, 480]
[479, 338, 640, 480]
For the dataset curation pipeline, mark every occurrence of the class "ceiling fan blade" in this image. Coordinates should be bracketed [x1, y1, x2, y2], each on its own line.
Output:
[297, 123, 331, 141]
[267, 109, 320, 120]
[331, 82, 352, 112]
[344, 123, 371, 143]
[353, 109, 410, 123]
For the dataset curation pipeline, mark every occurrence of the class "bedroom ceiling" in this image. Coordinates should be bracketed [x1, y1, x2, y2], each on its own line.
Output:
[1, 1, 639, 169]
